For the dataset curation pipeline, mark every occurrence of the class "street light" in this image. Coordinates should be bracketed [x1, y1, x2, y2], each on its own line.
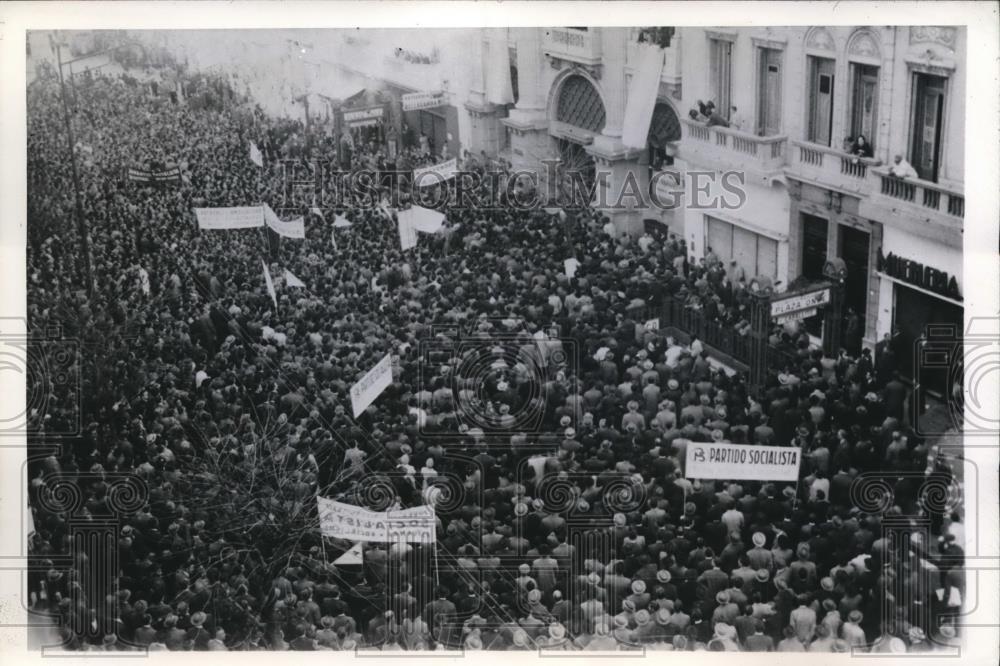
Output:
[48, 33, 94, 295]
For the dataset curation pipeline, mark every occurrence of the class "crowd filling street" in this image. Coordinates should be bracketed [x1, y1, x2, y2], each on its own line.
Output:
[26, 62, 964, 652]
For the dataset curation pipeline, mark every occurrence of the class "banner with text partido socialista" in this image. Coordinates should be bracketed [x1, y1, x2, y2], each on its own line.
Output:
[685, 442, 801, 482]
[317, 497, 436, 543]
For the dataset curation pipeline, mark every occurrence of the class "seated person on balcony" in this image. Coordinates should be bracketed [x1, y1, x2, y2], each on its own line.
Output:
[706, 106, 730, 129]
[848, 134, 874, 162]
[889, 154, 918, 179]
[696, 99, 715, 118]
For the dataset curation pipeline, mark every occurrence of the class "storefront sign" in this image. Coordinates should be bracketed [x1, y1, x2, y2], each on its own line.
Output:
[402, 91, 447, 111]
[770, 288, 831, 317]
[343, 106, 384, 125]
[876, 248, 961, 301]
[685, 443, 801, 482]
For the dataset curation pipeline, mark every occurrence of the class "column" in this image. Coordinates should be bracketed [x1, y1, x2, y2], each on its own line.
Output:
[464, 29, 501, 156]
[586, 28, 645, 237]
[504, 28, 553, 179]
[748, 290, 772, 393]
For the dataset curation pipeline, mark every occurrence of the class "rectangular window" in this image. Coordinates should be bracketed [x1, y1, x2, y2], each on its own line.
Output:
[709, 38, 733, 119]
[705, 216, 779, 281]
[807, 56, 836, 146]
[756, 48, 782, 136]
[849, 63, 880, 149]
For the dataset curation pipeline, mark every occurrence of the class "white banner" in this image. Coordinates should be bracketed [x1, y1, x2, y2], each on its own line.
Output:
[284, 270, 306, 288]
[263, 204, 305, 239]
[194, 206, 264, 230]
[622, 44, 665, 150]
[317, 497, 436, 543]
[685, 443, 801, 482]
[343, 106, 384, 125]
[400, 206, 446, 234]
[412, 158, 457, 186]
[350, 354, 394, 417]
[402, 91, 447, 111]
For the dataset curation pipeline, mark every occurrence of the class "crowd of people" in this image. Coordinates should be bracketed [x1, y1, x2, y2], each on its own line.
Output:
[26, 59, 964, 653]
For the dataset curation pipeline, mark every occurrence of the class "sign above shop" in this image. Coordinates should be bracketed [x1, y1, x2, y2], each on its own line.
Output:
[876, 248, 961, 301]
[343, 106, 384, 124]
[770, 287, 831, 317]
[775, 308, 817, 325]
[402, 91, 447, 111]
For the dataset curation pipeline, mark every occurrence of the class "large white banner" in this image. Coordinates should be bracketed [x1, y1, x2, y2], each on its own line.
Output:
[402, 91, 447, 111]
[412, 158, 457, 186]
[685, 443, 801, 482]
[486, 27, 515, 105]
[622, 44, 666, 150]
[263, 203, 306, 239]
[194, 206, 264, 230]
[350, 354, 394, 417]
[317, 497, 436, 543]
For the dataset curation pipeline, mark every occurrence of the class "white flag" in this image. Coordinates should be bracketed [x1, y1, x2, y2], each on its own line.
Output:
[333, 542, 364, 566]
[333, 214, 353, 228]
[262, 260, 277, 307]
[284, 269, 306, 288]
[310, 206, 325, 220]
[249, 141, 263, 168]
[564, 257, 580, 278]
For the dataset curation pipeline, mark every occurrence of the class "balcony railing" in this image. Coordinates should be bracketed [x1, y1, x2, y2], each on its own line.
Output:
[789, 140, 879, 194]
[680, 119, 787, 173]
[543, 28, 602, 66]
[875, 170, 965, 219]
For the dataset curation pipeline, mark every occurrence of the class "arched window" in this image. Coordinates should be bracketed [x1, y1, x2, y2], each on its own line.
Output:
[555, 75, 606, 133]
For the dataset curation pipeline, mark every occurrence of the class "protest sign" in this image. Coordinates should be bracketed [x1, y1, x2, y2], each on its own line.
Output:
[194, 206, 264, 230]
[397, 214, 418, 251]
[564, 257, 580, 278]
[685, 443, 801, 482]
[350, 354, 394, 417]
[129, 166, 182, 183]
[412, 158, 457, 186]
[317, 497, 436, 543]
[644, 318, 660, 331]
[401, 91, 447, 111]
[249, 141, 263, 167]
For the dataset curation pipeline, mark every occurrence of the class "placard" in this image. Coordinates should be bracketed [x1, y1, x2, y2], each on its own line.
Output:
[770, 288, 831, 317]
[350, 354, 394, 417]
[644, 318, 661, 331]
[412, 158, 457, 186]
[685, 443, 801, 482]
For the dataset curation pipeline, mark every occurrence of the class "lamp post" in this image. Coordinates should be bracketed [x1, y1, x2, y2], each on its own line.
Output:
[49, 33, 94, 295]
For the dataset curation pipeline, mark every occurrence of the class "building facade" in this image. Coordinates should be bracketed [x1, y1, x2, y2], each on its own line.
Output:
[482, 26, 964, 361]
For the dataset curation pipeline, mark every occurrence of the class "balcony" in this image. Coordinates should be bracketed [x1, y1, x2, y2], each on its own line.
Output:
[543, 28, 602, 67]
[678, 118, 787, 180]
[859, 169, 964, 245]
[788, 140, 879, 196]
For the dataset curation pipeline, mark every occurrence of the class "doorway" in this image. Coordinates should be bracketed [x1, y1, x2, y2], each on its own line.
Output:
[808, 56, 836, 146]
[838, 224, 871, 335]
[757, 48, 782, 136]
[801, 214, 829, 336]
[910, 73, 946, 182]
[849, 63, 880, 146]
[893, 285, 963, 394]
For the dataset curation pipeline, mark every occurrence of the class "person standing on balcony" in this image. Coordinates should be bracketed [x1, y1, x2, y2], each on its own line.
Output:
[848, 135, 874, 163]
[889, 154, 918, 179]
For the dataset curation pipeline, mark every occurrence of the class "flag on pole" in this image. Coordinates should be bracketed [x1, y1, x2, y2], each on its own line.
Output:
[262, 260, 277, 307]
[249, 141, 263, 168]
[284, 269, 306, 288]
[333, 214, 353, 228]
[333, 542, 364, 566]
[310, 206, 325, 220]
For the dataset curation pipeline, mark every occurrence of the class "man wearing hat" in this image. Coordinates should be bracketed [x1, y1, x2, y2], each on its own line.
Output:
[842, 610, 867, 648]
[627, 579, 651, 611]
[712, 590, 739, 627]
